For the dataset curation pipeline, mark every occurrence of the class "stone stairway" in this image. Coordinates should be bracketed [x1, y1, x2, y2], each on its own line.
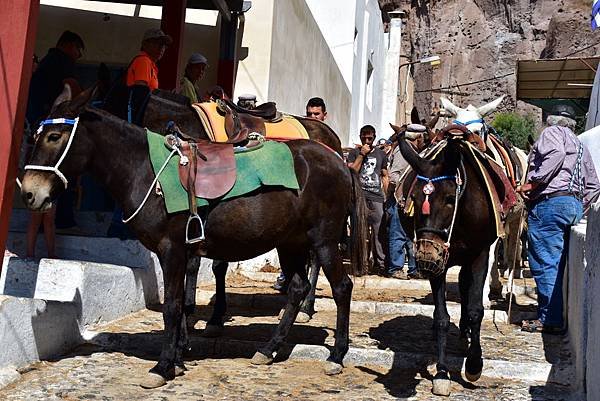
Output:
[0, 265, 579, 400]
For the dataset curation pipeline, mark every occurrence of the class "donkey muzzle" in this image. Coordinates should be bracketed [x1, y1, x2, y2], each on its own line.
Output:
[415, 239, 449, 277]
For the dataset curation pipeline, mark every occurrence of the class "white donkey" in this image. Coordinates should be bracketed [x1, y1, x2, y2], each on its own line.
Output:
[440, 96, 528, 306]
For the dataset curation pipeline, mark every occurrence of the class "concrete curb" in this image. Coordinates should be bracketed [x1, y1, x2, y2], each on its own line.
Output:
[87, 334, 569, 385]
[195, 289, 511, 323]
[0, 255, 163, 378]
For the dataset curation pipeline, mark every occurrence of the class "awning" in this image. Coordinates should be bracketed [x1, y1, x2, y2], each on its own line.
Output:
[517, 56, 600, 100]
[516, 56, 600, 116]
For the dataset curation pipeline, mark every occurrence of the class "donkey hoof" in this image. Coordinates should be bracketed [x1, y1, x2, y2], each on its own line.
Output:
[296, 312, 311, 323]
[140, 372, 167, 389]
[465, 370, 482, 382]
[324, 361, 343, 376]
[251, 351, 273, 365]
[432, 372, 451, 396]
[174, 365, 186, 377]
[201, 324, 224, 338]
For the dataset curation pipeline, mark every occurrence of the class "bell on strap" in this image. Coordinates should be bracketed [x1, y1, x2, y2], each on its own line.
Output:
[422, 180, 435, 215]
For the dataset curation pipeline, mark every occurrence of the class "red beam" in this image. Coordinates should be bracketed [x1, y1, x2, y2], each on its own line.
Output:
[216, 13, 239, 98]
[159, 0, 187, 91]
[0, 0, 39, 269]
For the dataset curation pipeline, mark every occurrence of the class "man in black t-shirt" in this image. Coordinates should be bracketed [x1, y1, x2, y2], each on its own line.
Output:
[347, 125, 389, 272]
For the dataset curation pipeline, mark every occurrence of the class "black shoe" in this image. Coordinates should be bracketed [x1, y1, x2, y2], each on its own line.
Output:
[407, 271, 423, 279]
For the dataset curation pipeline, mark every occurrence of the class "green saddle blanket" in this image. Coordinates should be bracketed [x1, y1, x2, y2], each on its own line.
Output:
[146, 130, 299, 213]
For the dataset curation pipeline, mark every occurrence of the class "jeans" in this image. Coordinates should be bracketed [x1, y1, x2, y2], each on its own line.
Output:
[366, 199, 386, 270]
[387, 202, 416, 274]
[527, 195, 583, 327]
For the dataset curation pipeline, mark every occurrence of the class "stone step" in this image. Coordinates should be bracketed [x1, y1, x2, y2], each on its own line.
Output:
[195, 289, 528, 324]
[237, 270, 536, 297]
[84, 332, 570, 386]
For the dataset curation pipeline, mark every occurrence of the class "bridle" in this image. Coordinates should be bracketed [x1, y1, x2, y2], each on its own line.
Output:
[413, 160, 467, 276]
[24, 117, 80, 189]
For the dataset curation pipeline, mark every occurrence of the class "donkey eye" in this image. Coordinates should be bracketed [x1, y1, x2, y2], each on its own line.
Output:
[47, 133, 62, 142]
[445, 195, 456, 205]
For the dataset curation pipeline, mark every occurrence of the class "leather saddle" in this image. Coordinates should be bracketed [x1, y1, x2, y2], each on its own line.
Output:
[165, 135, 236, 200]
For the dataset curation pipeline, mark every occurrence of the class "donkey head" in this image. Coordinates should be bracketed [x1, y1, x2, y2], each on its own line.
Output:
[440, 96, 504, 135]
[21, 85, 94, 211]
[396, 134, 464, 276]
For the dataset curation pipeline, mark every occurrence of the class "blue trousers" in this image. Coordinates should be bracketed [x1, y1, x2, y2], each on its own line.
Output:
[387, 202, 416, 274]
[527, 195, 583, 327]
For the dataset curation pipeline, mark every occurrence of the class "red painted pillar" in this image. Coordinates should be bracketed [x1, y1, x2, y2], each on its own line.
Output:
[159, 0, 187, 91]
[217, 13, 239, 98]
[0, 1, 39, 268]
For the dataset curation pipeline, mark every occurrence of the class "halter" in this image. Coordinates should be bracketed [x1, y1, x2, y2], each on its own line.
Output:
[24, 118, 80, 189]
[413, 164, 465, 276]
[453, 118, 483, 127]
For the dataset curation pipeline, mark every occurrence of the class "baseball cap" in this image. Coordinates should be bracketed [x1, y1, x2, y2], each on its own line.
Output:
[188, 52, 208, 65]
[142, 28, 172, 44]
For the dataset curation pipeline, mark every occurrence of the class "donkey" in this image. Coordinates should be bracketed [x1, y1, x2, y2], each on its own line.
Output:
[101, 88, 345, 327]
[439, 96, 528, 298]
[396, 129, 505, 396]
[20, 87, 367, 388]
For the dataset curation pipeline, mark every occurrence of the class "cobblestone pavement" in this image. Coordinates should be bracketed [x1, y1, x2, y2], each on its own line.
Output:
[0, 274, 573, 400]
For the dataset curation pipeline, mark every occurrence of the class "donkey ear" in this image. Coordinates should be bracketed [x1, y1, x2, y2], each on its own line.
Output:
[410, 107, 420, 124]
[50, 84, 72, 112]
[389, 123, 405, 135]
[440, 97, 461, 117]
[397, 137, 429, 175]
[69, 85, 96, 112]
[477, 95, 505, 117]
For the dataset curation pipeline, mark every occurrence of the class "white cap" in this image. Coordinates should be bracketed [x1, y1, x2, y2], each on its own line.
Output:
[188, 53, 208, 65]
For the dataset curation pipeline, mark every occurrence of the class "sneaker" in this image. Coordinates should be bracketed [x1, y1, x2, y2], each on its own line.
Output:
[389, 270, 409, 280]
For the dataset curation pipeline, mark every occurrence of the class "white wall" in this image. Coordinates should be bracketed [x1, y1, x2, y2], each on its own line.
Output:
[349, 0, 389, 145]
[380, 17, 402, 135]
[233, 0, 274, 103]
[268, 0, 351, 144]
[305, 0, 356, 92]
[567, 202, 600, 400]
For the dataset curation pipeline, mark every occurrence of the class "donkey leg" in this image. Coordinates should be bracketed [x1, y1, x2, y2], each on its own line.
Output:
[317, 243, 352, 375]
[464, 251, 488, 382]
[142, 241, 187, 389]
[430, 273, 452, 396]
[184, 255, 201, 326]
[202, 260, 228, 338]
[458, 267, 472, 339]
[298, 252, 320, 323]
[252, 249, 309, 365]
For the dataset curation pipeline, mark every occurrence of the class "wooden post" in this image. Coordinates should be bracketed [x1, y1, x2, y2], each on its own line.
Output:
[0, 0, 39, 272]
[159, 0, 187, 91]
[217, 12, 239, 98]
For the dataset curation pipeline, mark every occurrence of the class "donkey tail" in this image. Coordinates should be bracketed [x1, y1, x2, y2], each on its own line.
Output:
[348, 168, 369, 276]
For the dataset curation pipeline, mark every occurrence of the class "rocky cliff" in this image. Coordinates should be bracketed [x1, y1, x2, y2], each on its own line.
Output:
[380, 0, 600, 121]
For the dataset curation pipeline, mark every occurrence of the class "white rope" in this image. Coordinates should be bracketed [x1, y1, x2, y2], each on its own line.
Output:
[444, 168, 462, 247]
[122, 148, 178, 224]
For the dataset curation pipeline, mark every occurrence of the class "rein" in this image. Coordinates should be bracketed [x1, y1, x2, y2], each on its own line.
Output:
[24, 117, 80, 189]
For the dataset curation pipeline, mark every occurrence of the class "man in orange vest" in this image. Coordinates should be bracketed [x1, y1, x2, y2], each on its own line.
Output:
[126, 28, 171, 125]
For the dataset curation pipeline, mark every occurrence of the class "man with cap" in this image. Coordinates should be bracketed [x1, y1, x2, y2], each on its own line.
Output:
[126, 28, 171, 125]
[518, 103, 600, 334]
[179, 53, 208, 103]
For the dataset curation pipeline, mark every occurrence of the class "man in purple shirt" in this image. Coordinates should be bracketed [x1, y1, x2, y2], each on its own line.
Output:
[517, 104, 600, 334]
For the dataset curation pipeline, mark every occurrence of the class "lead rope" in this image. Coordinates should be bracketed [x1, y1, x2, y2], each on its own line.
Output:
[568, 141, 584, 199]
[444, 167, 462, 247]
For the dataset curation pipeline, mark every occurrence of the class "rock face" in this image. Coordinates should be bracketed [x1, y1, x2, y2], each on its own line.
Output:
[380, 0, 600, 121]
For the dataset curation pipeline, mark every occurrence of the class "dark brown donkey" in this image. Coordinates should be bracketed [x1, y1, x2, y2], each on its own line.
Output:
[21, 88, 367, 388]
[395, 129, 499, 396]
[101, 89, 344, 327]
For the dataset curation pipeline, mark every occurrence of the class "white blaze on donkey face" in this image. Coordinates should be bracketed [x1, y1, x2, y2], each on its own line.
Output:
[440, 95, 505, 134]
